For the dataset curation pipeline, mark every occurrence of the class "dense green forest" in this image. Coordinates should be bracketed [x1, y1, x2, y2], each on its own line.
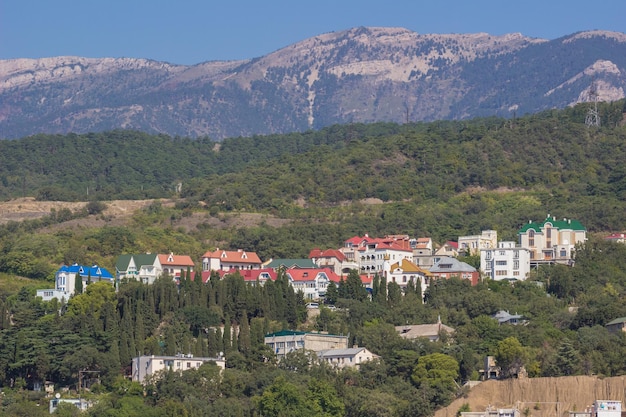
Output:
[1, 102, 626, 415]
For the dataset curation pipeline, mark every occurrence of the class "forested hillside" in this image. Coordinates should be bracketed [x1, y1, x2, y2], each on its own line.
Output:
[1, 102, 626, 416]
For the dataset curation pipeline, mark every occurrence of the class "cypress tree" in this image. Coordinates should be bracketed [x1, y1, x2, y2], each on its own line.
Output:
[238, 313, 251, 355]
[223, 320, 232, 353]
[209, 328, 221, 357]
[165, 326, 177, 356]
[379, 275, 388, 304]
[74, 272, 83, 295]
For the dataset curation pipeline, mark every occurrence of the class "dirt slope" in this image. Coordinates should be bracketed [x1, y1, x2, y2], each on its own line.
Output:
[437, 376, 626, 417]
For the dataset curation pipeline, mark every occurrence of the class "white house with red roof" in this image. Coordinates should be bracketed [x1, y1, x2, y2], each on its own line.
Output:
[285, 268, 341, 300]
[202, 268, 277, 286]
[201, 248, 263, 272]
[158, 253, 195, 277]
[605, 233, 626, 244]
[358, 236, 413, 276]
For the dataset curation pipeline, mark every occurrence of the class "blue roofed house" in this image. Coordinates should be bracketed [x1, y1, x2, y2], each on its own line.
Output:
[37, 263, 114, 302]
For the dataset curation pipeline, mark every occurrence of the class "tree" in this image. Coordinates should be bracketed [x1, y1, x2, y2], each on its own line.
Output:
[74, 272, 83, 295]
[325, 281, 338, 305]
[411, 352, 459, 406]
[255, 376, 316, 417]
[495, 336, 528, 378]
[344, 269, 368, 301]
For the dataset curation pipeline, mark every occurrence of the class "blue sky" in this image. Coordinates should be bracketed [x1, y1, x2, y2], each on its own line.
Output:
[2, 0, 625, 65]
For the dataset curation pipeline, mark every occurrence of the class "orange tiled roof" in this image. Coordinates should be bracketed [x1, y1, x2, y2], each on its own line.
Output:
[158, 253, 195, 267]
[309, 248, 346, 262]
[201, 249, 262, 264]
[287, 268, 340, 282]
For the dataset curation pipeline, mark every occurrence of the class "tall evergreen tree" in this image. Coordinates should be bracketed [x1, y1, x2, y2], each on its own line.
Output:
[223, 320, 232, 353]
[74, 272, 83, 295]
[238, 313, 251, 355]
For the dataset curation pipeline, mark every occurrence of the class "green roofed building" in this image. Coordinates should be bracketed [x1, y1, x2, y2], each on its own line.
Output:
[518, 214, 586, 266]
[264, 259, 319, 269]
[116, 253, 162, 285]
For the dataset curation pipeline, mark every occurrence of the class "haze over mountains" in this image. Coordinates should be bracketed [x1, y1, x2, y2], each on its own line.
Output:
[1, 27, 625, 140]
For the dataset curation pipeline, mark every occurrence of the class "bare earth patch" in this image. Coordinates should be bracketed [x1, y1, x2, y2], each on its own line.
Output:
[0, 197, 292, 231]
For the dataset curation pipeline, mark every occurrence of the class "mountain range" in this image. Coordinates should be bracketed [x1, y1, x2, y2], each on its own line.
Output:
[1, 27, 626, 140]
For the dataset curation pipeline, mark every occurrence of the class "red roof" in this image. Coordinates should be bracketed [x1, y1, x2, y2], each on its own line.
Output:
[158, 253, 195, 267]
[287, 268, 340, 283]
[309, 248, 346, 262]
[201, 249, 262, 264]
[445, 241, 458, 249]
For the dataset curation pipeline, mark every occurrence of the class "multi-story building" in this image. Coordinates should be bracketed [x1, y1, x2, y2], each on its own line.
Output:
[158, 252, 195, 277]
[285, 268, 340, 300]
[264, 330, 348, 359]
[458, 230, 498, 255]
[429, 257, 479, 285]
[518, 214, 586, 266]
[309, 248, 348, 275]
[132, 354, 225, 384]
[37, 263, 114, 302]
[357, 236, 413, 276]
[317, 347, 379, 369]
[116, 253, 162, 284]
[201, 248, 262, 271]
[480, 241, 531, 281]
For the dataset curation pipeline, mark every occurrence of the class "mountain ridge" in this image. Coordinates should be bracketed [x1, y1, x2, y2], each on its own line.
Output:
[1, 27, 625, 139]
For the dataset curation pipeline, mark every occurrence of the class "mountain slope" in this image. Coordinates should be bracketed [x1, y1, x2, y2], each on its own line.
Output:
[1, 27, 625, 139]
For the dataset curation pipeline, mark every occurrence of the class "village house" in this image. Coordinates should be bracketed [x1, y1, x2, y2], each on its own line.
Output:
[116, 253, 162, 285]
[309, 248, 347, 275]
[518, 214, 586, 266]
[131, 354, 225, 384]
[384, 258, 433, 300]
[158, 252, 195, 277]
[605, 233, 626, 244]
[317, 347, 379, 369]
[285, 268, 341, 300]
[429, 256, 479, 285]
[264, 258, 319, 270]
[606, 317, 626, 334]
[204, 268, 278, 286]
[458, 230, 498, 255]
[37, 263, 114, 302]
[434, 240, 459, 258]
[395, 317, 455, 342]
[202, 248, 263, 271]
[265, 330, 349, 359]
[480, 241, 531, 281]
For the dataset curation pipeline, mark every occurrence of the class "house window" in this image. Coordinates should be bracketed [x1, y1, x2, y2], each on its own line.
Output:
[187, 362, 191, 369]
[513, 260, 519, 270]
[560, 249, 567, 258]
[529, 230, 535, 247]
[496, 260, 507, 266]
[513, 251, 519, 259]
[485, 251, 492, 260]
[496, 270, 507, 276]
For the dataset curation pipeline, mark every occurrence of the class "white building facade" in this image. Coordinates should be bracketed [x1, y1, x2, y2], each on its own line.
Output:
[480, 241, 531, 281]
